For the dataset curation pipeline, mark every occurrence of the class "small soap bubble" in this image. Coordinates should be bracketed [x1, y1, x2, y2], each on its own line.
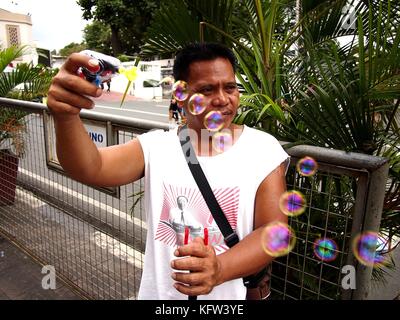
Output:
[261, 222, 296, 257]
[352, 231, 387, 267]
[172, 81, 189, 102]
[297, 156, 318, 177]
[279, 191, 306, 217]
[203, 111, 224, 132]
[313, 238, 338, 262]
[212, 131, 233, 153]
[188, 93, 207, 115]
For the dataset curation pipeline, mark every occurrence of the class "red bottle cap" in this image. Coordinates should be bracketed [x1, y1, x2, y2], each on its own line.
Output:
[203, 228, 209, 246]
[184, 227, 189, 245]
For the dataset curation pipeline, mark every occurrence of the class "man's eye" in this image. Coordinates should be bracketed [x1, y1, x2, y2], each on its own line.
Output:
[200, 88, 213, 94]
[225, 85, 238, 92]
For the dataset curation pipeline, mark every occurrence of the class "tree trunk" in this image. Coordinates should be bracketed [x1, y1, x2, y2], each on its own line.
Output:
[110, 25, 122, 56]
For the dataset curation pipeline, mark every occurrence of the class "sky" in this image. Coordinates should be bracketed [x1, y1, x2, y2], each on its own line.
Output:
[1, 0, 90, 51]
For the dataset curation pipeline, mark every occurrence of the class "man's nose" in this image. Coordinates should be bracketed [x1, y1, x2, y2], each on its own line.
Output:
[211, 88, 229, 107]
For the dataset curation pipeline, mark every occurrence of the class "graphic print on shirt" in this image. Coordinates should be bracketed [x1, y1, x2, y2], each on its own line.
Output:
[155, 183, 240, 254]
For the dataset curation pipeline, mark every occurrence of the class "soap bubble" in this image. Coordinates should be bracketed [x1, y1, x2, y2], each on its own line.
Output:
[279, 191, 306, 217]
[188, 93, 207, 115]
[352, 232, 387, 267]
[173, 80, 189, 102]
[203, 111, 224, 132]
[313, 238, 338, 262]
[297, 157, 318, 177]
[212, 131, 233, 152]
[261, 222, 296, 257]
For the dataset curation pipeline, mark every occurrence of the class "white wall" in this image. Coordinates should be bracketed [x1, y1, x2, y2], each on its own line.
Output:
[111, 61, 163, 100]
[51, 56, 66, 69]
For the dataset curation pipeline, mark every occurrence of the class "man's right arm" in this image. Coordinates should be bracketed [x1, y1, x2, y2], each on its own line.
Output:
[47, 53, 145, 187]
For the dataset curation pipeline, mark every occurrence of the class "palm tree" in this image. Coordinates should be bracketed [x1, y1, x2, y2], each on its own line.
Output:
[142, 0, 365, 134]
[1, 46, 37, 96]
[141, 0, 400, 298]
[0, 45, 53, 155]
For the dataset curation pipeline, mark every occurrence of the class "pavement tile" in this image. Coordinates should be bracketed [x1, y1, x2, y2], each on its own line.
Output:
[0, 263, 44, 299]
[0, 235, 82, 300]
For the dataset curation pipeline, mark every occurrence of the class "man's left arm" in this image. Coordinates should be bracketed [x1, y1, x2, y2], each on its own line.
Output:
[171, 162, 288, 296]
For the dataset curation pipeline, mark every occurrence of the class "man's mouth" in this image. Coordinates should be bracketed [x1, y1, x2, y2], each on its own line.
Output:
[221, 110, 233, 116]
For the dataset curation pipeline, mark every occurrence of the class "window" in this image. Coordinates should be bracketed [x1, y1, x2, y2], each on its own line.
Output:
[7, 25, 21, 47]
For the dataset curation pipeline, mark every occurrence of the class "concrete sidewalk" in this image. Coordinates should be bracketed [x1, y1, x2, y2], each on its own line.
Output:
[0, 186, 141, 300]
[0, 234, 82, 300]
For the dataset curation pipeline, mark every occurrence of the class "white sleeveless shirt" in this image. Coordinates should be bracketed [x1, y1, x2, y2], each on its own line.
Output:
[136, 125, 289, 300]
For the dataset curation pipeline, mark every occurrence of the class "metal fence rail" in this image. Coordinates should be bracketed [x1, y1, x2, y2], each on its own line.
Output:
[274, 146, 389, 300]
[0, 98, 389, 300]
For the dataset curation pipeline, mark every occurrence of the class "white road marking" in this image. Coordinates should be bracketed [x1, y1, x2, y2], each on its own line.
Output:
[95, 104, 168, 118]
[93, 231, 144, 269]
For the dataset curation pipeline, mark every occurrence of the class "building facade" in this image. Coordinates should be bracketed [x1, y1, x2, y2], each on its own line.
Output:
[0, 8, 37, 65]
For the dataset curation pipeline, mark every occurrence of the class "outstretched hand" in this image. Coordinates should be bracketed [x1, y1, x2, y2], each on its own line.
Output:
[171, 237, 222, 296]
[47, 53, 103, 119]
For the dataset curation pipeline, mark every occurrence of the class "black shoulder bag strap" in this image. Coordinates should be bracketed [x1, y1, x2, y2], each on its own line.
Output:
[178, 126, 239, 248]
[178, 126, 266, 289]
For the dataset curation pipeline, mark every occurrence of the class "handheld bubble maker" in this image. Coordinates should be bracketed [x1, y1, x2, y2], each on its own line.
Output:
[78, 50, 121, 87]
[183, 227, 209, 301]
[78, 50, 139, 107]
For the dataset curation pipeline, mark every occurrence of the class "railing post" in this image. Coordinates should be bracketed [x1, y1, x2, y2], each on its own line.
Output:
[352, 161, 390, 300]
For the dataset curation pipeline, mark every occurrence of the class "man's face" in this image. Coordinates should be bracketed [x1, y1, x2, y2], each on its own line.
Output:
[177, 196, 188, 210]
[183, 58, 240, 131]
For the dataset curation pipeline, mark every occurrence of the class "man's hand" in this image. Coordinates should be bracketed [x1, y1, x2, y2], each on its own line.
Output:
[171, 237, 222, 296]
[47, 53, 103, 120]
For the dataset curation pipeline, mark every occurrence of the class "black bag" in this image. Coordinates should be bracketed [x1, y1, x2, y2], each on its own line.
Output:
[245, 264, 271, 300]
[178, 126, 271, 300]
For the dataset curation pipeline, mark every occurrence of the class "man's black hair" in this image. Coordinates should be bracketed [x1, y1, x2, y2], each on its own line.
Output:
[173, 42, 236, 82]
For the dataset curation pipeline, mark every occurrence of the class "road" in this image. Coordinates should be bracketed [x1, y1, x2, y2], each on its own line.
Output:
[91, 91, 170, 123]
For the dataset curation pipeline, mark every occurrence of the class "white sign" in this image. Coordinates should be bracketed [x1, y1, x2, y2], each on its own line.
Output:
[44, 113, 119, 197]
[84, 121, 108, 148]
[45, 116, 109, 165]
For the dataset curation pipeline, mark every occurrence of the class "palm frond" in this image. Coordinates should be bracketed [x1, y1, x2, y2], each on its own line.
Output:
[0, 45, 27, 73]
[141, 0, 236, 57]
[0, 62, 42, 97]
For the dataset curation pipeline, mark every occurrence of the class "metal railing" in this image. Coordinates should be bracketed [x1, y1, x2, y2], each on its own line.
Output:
[0, 97, 389, 300]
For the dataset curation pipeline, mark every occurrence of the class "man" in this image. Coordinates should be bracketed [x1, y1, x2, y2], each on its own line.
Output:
[47, 42, 289, 300]
[106, 79, 111, 92]
[169, 196, 203, 246]
[168, 97, 180, 122]
[169, 97, 186, 124]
